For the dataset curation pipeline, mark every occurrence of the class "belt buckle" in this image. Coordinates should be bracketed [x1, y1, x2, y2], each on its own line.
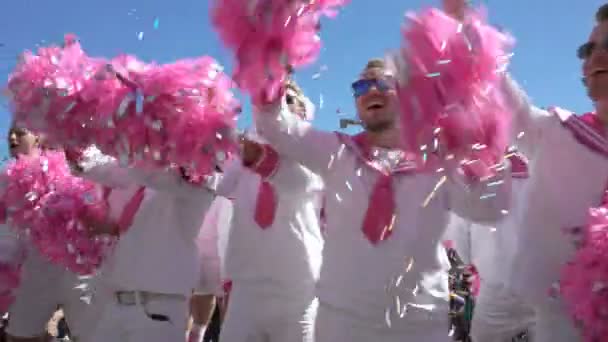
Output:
[116, 291, 137, 306]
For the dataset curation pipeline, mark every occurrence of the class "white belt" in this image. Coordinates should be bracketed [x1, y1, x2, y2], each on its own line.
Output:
[115, 291, 186, 306]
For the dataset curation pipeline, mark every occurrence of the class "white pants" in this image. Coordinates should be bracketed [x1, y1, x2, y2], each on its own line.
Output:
[471, 283, 535, 342]
[87, 291, 188, 342]
[7, 248, 90, 339]
[314, 302, 451, 342]
[533, 301, 581, 342]
[220, 284, 316, 342]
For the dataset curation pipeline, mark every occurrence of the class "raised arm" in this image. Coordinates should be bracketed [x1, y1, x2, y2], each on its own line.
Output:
[242, 139, 319, 194]
[254, 98, 341, 178]
[125, 166, 218, 200]
[500, 75, 558, 158]
[67, 146, 133, 189]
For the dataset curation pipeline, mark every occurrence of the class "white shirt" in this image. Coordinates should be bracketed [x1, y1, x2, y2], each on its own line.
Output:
[501, 76, 608, 304]
[254, 100, 511, 330]
[78, 155, 216, 296]
[218, 158, 323, 298]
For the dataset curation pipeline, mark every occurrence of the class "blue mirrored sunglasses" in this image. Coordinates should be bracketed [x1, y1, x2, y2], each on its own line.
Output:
[351, 78, 395, 98]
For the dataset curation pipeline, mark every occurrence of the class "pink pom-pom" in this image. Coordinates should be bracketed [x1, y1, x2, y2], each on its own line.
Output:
[211, 0, 349, 102]
[0, 151, 72, 230]
[6, 35, 96, 147]
[397, 7, 514, 170]
[0, 151, 114, 275]
[6, 37, 240, 176]
[29, 177, 112, 275]
[560, 203, 608, 341]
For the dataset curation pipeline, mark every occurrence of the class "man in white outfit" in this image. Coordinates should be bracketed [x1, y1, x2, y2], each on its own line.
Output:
[254, 54, 511, 341]
[218, 80, 324, 342]
[4, 127, 90, 342]
[67, 147, 219, 342]
[493, 3, 608, 341]
[443, 152, 536, 342]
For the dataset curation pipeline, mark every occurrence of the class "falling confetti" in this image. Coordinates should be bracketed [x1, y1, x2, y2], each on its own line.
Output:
[153, 17, 160, 29]
[137, 32, 144, 41]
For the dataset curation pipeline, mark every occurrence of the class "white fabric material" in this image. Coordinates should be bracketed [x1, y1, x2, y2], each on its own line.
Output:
[87, 288, 189, 342]
[471, 283, 535, 342]
[314, 302, 451, 342]
[221, 158, 323, 299]
[532, 302, 579, 342]
[254, 99, 511, 332]
[217, 152, 322, 342]
[0, 223, 24, 265]
[7, 245, 89, 338]
[219, 284, 317, 342]
[500, 75, 608, 340]
[443, 178, 535, 341]
[195, 196, 234, 295]
[76, 156, 216, 297]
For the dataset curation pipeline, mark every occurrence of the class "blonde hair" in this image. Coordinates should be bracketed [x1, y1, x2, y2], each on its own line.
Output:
[359, 58, 387, 77]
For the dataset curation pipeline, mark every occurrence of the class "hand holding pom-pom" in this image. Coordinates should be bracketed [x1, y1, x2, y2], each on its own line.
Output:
[212, 0, 349, 101]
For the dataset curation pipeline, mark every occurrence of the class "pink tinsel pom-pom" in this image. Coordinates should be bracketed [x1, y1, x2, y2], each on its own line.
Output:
[397, 7, 514, 171]
[0, 151, 113, 275]
[211, 0, 349, 102]
[0, 151, 71, 229]
[560, 205, 608, 342]
[6, 36, 240, 176]
[7, 35, 96, 147]
[30, 178, 112, 275]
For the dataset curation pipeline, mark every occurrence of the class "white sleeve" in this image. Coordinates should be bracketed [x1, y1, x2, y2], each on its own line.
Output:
[500, 75, 556, 158]
[0, 223, 24, 265]
[75, 148, 133, 189]
[126, 167, 216, 200]
[254, 99, 341, 177]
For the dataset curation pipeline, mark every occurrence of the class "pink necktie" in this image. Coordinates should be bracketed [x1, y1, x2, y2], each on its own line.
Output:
[244, 144, 280, 229]
[362, 174, 396, 244]
[116, 187, 146, 234]
[0, 202, 6, 225]
[254, 181, 276, 229]
[343, 133, 422, 245]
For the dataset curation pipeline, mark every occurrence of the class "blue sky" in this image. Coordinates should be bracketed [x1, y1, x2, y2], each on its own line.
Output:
[0, 0, 602, 159]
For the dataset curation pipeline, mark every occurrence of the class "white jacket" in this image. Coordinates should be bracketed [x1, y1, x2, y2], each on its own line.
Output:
[77, 151, 216, 296]
[254, 100, 511, 329]
[501, 76, 608, 304]
[217, 156, 323, 299]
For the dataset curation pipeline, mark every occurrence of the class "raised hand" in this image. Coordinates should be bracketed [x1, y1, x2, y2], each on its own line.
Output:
[442, 0, 469, 20]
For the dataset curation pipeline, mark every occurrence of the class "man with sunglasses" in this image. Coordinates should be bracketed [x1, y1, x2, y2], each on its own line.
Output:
[488, 4, 608, 342]
[253, 32, 510, 342]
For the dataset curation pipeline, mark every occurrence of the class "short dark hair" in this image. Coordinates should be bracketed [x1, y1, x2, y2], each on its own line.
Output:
[596, 4, 608, 22]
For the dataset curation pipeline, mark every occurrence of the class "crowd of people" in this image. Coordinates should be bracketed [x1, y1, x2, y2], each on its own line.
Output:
[0, 0, 606, 342]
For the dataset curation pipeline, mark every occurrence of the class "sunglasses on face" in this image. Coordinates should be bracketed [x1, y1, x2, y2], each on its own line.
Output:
[351, 78, 396, 98]
[577, 36, 608, 60]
